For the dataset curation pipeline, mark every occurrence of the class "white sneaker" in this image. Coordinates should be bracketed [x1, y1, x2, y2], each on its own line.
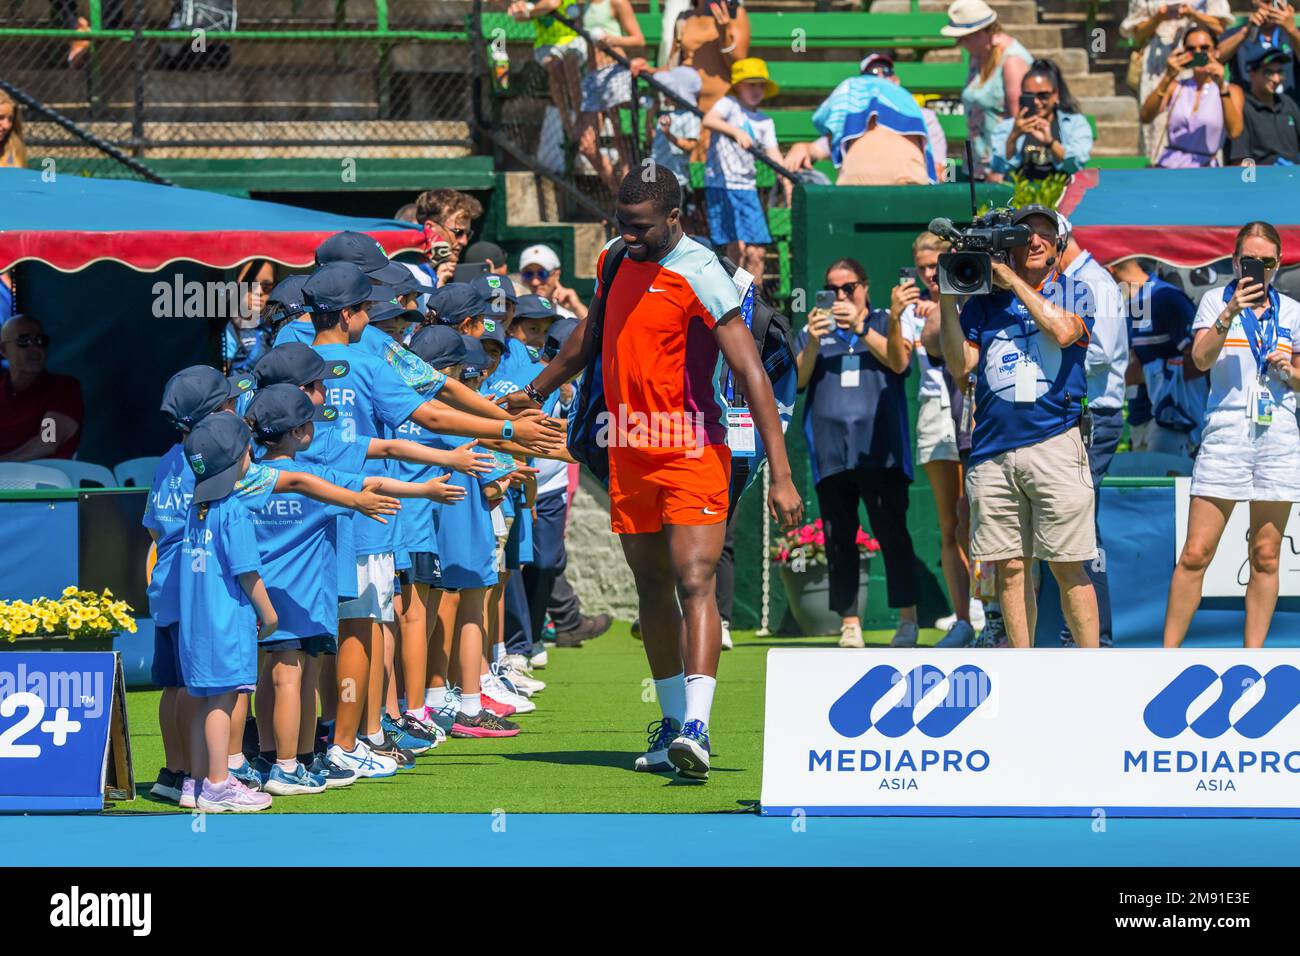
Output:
[935, 612, 959, 631]
[838, 620, 864, 648]
[530, 648, 549, 669]
[969, 599, 986, 630]
[483, 672, 536, 714]
[720, 619, 733, 650]
[504, 653, 535, 677]
[327, 740, 397, 779]
[508, 669, 546, 696]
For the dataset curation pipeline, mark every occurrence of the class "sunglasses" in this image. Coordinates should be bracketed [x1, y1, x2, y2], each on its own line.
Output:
[13, 334, 50, 349]
[449, 227, 470, 239]
[1025, 91, 1054, 100]
[1250, 256, 1281, 269]
[521, 268, 552, 282]
[865, 64, 894, 77]
[1184, 44, 1213, 53]
[824, 281, 862, 298]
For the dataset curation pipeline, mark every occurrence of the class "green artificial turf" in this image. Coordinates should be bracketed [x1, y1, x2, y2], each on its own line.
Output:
[118, 622, 942, 814]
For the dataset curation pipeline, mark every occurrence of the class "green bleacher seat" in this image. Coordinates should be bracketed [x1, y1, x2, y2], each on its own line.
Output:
[633, 11, 954, 51]
[766, 58, 968, 96]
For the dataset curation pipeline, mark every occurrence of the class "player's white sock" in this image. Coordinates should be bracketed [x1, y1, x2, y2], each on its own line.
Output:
[684, 674, 717, 729]
[276, 758, 298, 773]
[227, 753, 245, 770]
[367, 729, 385, 746]
[425, 686, 446, 709]
[461, 692, 483, 717]
[655, 672, 686, 726]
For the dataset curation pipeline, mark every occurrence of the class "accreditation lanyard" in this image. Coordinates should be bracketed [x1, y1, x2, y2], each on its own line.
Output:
[1237, 286, 1281, 382]
[724, 272, 758, 457]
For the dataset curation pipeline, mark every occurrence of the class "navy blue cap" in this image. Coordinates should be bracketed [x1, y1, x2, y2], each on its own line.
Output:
[315, 230, 411, 287]
[266, 275, 310, 318]
[368, 298, 425, 327]
[185, 413, 253, 504]
[254, 342, 349, 388]
[384, 270, 427, 297]
[245, 383, 337, 439]
[479, 317, 507, 350]
[303, 262, 372, 313]
[409, 325, 468, 369]
[161, 365, 253, 431]
[471, 273, 517, 315]
[1248, 46, 1291, 71]
[460, 334, 490, 379]
[433, 283, 489, 325]
[544, 317, 580, 358]
[515, 293, 559, 321]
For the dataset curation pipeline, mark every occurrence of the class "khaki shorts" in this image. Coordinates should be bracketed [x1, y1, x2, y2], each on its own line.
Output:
[966, 427, 1097, 563]
[916, 395, 960, 466]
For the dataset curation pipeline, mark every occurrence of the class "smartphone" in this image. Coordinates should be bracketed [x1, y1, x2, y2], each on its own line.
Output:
[1240, 256, 1268, 289]
[814, 290, 836, 311]
[898, 267, 917, 285]
[1018, 93, 1036, 115]
[453, 261, 490, 283]
[1189, 51, 1209, 67]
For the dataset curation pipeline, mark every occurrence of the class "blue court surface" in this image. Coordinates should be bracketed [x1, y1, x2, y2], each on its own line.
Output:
[3, 813, 1296, 866]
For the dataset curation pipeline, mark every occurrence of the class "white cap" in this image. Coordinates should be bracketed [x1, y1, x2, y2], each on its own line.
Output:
[941, 0, 997, 38]
[519, 243, 561, 273]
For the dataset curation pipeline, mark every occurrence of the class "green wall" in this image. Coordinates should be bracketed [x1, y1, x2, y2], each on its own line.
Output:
[729, 182, 1012, 632]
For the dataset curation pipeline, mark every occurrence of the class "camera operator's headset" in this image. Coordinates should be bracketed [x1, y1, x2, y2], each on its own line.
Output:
[1013, 203, 1070, 270]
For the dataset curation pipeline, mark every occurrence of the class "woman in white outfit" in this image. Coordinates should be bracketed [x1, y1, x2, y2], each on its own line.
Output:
[1164, 221, 1300, 648]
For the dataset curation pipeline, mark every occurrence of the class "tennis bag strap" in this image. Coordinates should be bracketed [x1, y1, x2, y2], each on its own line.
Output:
[567, 240, 627, 485]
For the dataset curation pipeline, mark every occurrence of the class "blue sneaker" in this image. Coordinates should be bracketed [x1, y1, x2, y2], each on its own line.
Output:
[937, 620, 977, 648]
[250, 754, 275, 789]
[309, 752, 357, 789]
[229, 757, 263, 791]
[633, 717, 680, 772]
[381, 713, 433, 755]
[429, 687, 460, 735]
[668, 719, 711, 780]
[263, 762, 327, 796]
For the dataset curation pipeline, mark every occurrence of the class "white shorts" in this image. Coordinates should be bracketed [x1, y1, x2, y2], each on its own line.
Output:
[1190, 411, 1300, 502]
[916, 395, 960, 466]
[337, 552, 396, 622]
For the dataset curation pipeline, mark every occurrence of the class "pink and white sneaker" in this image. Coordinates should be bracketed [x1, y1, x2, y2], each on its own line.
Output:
[197, 775, 273, 813]
[179, 776, 197, 809]
[480, 693, 517, 718]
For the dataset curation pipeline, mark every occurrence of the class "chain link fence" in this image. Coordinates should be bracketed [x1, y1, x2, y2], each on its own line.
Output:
[1, 0, 476, 173]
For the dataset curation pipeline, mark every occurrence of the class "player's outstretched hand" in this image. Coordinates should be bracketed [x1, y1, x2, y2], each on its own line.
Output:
[423, 474, 467, 503]
[355, 488, 400, 523]
[513, 414, 566, 453]
[769, 476, 803, 530]
[497, 390, 541, 412]
[450, 439, 497, 476]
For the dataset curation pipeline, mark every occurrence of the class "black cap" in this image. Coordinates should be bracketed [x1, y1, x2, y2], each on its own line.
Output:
[544, 317, 580, 358]
[303, 262, 373, 313]
[314, 230, 412, 287]
[254, 342, 349, 388]
[245, 383, 337, 439]
[1010, 204, 1059, 232]
[1248, 46, 1291, 72]
[409, 325, 469, 369]
[460, 334, 490, 379]
[161, 365, 253, 431]
[267, 275, 310, 318]
[471, 272, 517, 314]
[434, 283, 489, 325]
[515, 293, 559, 321]
[464, 240, 507, 268]
[184, 413, 253, 504]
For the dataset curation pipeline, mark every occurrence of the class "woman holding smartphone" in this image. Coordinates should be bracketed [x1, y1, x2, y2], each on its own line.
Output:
[794, 259, 920, 648]
[1164, 222, 1300, 647]
[1141, 27, 1244, 167]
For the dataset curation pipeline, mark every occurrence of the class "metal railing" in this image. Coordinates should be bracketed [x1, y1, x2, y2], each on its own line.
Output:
[0, 1, 476, 163]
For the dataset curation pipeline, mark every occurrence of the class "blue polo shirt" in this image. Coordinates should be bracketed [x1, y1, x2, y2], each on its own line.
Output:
[423, 427, 499, 590]
[177, 495, 263, 690]
[484, 339, 552, 562]
[250, 457, 363, 641]
[391, 417, 440, 556]
[143, 444, 277, 626]
[295, 420, 371, 599]
[796, 309, 913, 485]
[960, 274, 1095, 467]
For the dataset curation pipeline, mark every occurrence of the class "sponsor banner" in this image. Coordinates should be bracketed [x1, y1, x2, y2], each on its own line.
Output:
[1174, 478, 1300, 597]
[760, 649, 1300, 817]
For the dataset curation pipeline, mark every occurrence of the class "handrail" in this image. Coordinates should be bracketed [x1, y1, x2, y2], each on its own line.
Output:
[0, 28, 467, 41]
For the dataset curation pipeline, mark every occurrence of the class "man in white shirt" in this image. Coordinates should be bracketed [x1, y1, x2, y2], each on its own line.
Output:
[1058, 216, 1128, 648]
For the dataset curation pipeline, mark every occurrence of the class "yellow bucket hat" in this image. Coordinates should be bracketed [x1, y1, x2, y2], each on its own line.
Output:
[729, 57, 778, 100]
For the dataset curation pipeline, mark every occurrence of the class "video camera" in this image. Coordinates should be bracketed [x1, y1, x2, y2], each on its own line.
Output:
[929, 209, 1032, 297]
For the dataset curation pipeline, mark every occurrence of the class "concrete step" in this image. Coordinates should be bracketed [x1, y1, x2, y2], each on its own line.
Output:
[1069, 72, 1116, 98]
[1078, 94, 1138, 122]
[871, 0, 1039, 25]
[1093, 121, 1140, 153]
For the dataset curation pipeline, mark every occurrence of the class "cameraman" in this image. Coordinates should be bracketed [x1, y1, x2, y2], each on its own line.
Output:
[938, 205, 1100, 648]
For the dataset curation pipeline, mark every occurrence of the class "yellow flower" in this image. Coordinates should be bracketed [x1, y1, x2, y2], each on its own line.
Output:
[102, 588, 114, 598]
[95, 617, 111, 630]
[62, 586, 78, 597]
[66, 614, 82, 630]
[24, 619, 37, 634]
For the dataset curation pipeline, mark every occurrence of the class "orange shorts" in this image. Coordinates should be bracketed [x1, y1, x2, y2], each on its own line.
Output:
[607, 444, 731, 535]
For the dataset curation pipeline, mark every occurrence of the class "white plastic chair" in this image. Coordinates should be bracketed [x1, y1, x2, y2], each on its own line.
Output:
[1108, 451, 1193, 478]
[114, 456, 162, 488]
[34, 459, 119, 488]
[0, 462, 74, 490]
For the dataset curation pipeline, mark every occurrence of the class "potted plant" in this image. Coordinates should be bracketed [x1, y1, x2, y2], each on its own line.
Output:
[771, 520, 879, 636]
[0, 587, 138, 653]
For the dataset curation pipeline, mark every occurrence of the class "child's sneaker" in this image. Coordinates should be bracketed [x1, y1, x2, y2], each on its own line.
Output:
[309, 752, 357, 789]
[484, 671, 535, 714]
[720, 619, 733, 651]
[668, 719, 711, 781]
[250, 754, 275, 789]
[530, 647, 549, 669]
[404, 708, 445, 746]
[451, 710, 520, 738]
[429, 687, 460, 734]
[228, 757, 263, 791]
[366, 731, 417, 770]
[381, 712, 434, 754]
[263, 762, 327, 796]
[197, 775, 273, 812]
[150, 767, 183, 803]
[327, 740, 398, 779]
[480, 692, 517, 718]
[179, 776, 197, 809]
